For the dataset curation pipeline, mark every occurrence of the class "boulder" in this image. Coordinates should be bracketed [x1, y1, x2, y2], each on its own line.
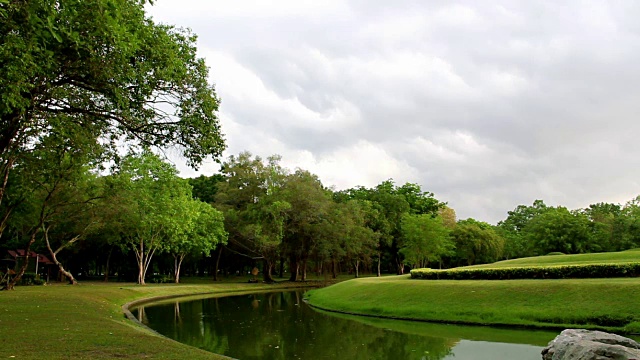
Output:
[542, 329, 640, 360]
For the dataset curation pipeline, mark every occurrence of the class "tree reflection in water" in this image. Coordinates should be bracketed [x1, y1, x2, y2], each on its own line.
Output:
[133, 290, 547, 360]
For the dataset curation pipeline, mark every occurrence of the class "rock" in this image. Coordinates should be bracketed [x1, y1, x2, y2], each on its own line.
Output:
[542, 329, 640, 360]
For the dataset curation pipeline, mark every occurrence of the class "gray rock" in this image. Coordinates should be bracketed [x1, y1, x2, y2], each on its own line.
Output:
[542, 329, 640, 360]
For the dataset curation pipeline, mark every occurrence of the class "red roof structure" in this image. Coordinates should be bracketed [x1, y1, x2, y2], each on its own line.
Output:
[6, 250, 53, 264]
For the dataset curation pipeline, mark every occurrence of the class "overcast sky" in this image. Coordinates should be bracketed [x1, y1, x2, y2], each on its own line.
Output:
[147, 1, 640, 224]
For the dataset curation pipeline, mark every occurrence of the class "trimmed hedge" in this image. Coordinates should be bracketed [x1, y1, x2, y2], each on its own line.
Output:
[410, 263, 640, 280]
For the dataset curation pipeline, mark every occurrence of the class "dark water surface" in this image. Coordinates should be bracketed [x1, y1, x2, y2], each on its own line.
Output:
[133, 290, 557, 360]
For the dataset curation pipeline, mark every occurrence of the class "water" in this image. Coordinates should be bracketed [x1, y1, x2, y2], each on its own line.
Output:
[133, 290, 557, 360]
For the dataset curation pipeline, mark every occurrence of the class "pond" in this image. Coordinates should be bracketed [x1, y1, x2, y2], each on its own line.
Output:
[132, 290, 558, 360]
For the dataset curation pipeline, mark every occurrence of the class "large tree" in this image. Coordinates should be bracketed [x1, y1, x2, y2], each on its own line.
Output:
[400, 214, 452, 269]
[112, 151, 204, 285]
[451, 218, 504, 266]
[0, 0, 225, 245]
[524, 206, 592, 255]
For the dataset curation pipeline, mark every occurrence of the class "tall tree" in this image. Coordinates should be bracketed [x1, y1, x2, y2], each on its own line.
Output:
[0, 0, 225, 249]
[524, 207, 592, 255]
[166, 200, 226, 283]
[112, 151, 197, 285]
[2, 120, 104, 289]
[215, 152, 292, 282]
[451, 219, 504, 266]
[498, 200, 549, 259]
[400, 214, 452, 269]
[279, 170, 332, 281]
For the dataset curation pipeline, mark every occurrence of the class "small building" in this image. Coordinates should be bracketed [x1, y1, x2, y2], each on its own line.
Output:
[3, 250, 56, 281]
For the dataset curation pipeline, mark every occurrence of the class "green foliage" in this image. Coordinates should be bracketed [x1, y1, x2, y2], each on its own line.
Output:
[410, 263, 640, 280]
[188, 174, 225, 203]
[451, 218, 504, 266]
[400, 214, 452, 268]
[0, 0, 224, 166]
[149, 274, 172, 284]
[19, 273, 45, 286]
[524, 206, 592, 255]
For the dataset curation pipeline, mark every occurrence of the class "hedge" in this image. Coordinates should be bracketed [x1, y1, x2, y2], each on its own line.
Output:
[410, 263, 640, 280]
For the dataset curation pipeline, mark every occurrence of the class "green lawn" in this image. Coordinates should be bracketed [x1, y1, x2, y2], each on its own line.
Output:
[305, 275, 640, 335]
[462, 248, 640, 269]
[0, 279, 317, 359]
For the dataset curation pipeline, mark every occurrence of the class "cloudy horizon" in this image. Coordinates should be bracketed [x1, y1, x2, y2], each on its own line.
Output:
[148, 1, 640, 224]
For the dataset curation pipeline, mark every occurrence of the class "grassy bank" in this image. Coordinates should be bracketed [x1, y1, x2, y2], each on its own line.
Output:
[464, 248, 640, 269]
[305, 276, 640, 334]
[0, 279, 318, 359]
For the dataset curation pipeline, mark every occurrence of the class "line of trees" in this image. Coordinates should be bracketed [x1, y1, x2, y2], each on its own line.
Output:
[498, 199, 640, 259]
[0, 0, 225, 289]
[4, 146, 640, 286]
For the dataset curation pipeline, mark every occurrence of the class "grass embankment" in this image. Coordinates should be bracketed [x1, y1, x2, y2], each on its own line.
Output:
[0, 278, 321, 359]
[306, 252, 640, 335]
[464, 248, 640, 269]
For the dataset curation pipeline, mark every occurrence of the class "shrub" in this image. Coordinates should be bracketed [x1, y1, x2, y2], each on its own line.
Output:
[20, 273, 45, 286]
[149, 274, 172, 283]
[410, 263, 640, 280]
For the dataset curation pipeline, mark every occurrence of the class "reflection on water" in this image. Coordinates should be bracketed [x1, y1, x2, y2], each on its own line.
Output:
[133, 290, 555, 360]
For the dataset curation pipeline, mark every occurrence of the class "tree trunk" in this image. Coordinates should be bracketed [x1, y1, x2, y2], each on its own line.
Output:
[43, 227, 79, 285]
[354, 260, 359, 278]
[3, 230, 39, 290]
[377, 252, 381, 277]
[137, 238, 146, 285]
[301, 258, 307, 281]
[331, 258, 337, 279]
[104, 247, 113, 282]
[213, 246, 223, 281]
[263, 259, 274, 283]
[396, 257, 404, 275]
[278, 256, 284, 278]
[288, 256, 298, 282]
[173, 254, 185, 284]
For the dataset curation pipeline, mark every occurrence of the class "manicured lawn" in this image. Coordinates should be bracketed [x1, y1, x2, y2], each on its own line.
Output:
[305, 275, 640, 334]
[0, 279, 317, 359]
[462, 248, 640, 269]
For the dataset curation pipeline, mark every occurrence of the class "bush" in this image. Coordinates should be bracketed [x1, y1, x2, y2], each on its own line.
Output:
[410, 263, 640, 280]
[148, 274, 172, 283]
[20, 273, 45, 286]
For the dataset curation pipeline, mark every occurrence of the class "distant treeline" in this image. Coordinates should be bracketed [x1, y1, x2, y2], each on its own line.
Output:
[3, 149, 640, 285]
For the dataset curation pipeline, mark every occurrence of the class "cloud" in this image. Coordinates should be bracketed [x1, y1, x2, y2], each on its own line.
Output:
[152, 0, 640, 223]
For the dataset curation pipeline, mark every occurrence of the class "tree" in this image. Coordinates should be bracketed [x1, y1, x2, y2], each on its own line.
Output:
[620, 197, 640, 250]
[400, 214, 452, 269]
[582, 202, 626, 252]
[113, 151, 198, 285]
[189, 174, 225, 204]
[2, 120, 104, 289]
[279, 170, 332, 281]
[166, 200, 226, 283]
[0, 0, 225, 247]
[451, 219, 504, 266]
[523, 207, 592, 255]
[498, 200, 549, 259]
[214, 152, 291, 282]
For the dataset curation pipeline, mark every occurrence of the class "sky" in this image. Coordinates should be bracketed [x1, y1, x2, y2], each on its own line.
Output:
[147, 1, 640, 224]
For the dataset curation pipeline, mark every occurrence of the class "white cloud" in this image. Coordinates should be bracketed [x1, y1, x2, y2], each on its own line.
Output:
[150, 1, 640, 223]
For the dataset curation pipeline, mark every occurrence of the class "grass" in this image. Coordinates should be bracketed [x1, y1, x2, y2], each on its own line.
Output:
[0, 277, 323, 359]
[462, 248, 640, 269]
[305, 275, 640, 335]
